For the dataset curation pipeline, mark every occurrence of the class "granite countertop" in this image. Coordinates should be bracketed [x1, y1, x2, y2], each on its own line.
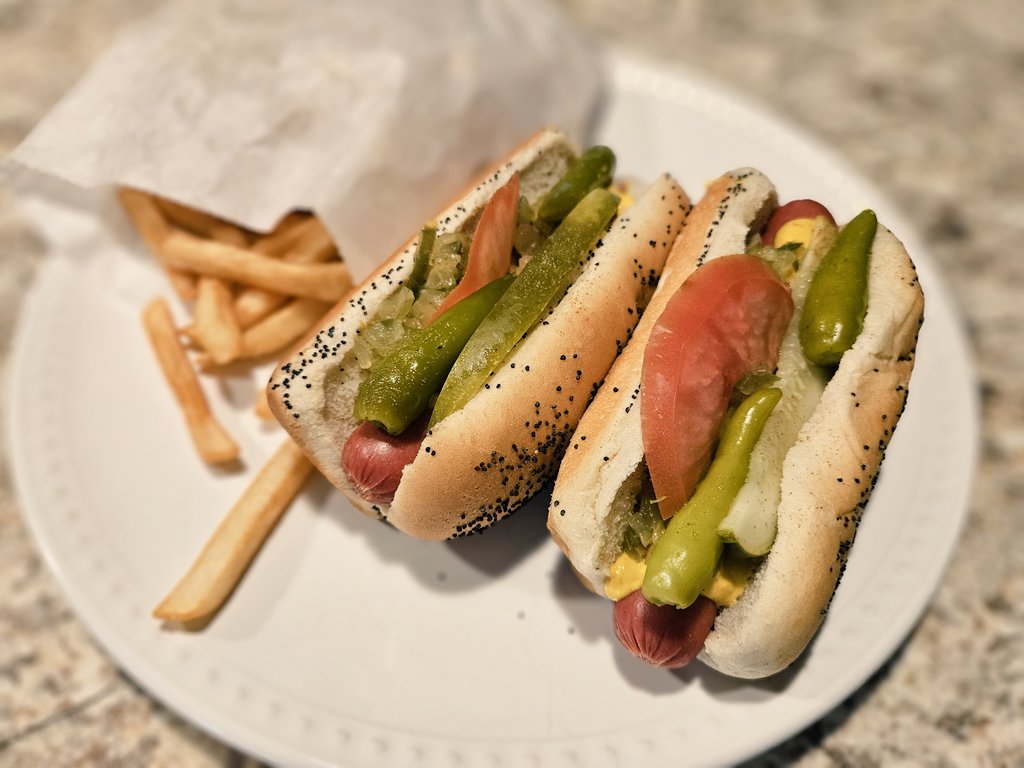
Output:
[2, 1, 1021, 765]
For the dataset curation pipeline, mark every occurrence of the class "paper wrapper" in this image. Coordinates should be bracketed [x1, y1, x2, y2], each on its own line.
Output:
[1, 0, 604, 281]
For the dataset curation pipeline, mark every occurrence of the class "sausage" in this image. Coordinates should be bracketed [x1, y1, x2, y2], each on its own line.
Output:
[613, 589, 717, 669]
[761, 199, 835, 248]
[341, 414, 430, 505]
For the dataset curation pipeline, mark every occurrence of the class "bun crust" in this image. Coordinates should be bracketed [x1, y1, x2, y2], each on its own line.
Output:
[548, 169, 777, 590]
[268, 131, 690, 539]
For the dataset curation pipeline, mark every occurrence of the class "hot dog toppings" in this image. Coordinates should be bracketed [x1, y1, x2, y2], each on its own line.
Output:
[641, 254, 794, 520]
[352, 275, 514, 435]
[342, 146, 622, 506]
[608, 199, 892, 672]
[431, 174, 520, 320]
[351, 228, 468, 369]
[800, 209, 877, 366]
[749, 199, 837, 283]
[536, 145, 616, 224]
[350, 174, 522, 373]
[762, 199, 836, 250]
[718, 216, 837, 554]
[643, 386, 782, 608]
[429, 187, 620, 427]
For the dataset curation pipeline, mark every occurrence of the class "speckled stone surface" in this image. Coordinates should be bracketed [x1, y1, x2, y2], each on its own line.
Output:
[1, 1, 1021, 766]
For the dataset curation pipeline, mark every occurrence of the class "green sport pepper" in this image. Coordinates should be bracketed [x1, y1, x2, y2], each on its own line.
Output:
[642, 387, 782, 609]
[535, 145, 616, 224]
[353, 275, 514, 435]
[429, 187, 620, 428]
[799, 209, 877, 366]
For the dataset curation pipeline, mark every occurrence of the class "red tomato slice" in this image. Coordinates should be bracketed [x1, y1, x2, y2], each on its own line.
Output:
[432, 173, 519, 320]
[641, 254, 794, 519]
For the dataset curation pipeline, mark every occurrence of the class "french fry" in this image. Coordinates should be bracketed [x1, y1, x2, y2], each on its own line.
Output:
[161, 231, 351, 302]
[288, 217, 336, 262]
[192, 225, 248, 363]
[236, 219, 339, 328]
[142, 297, 239, 464]
[178, 323, 202, 350]
[253, 386, 276, 421]
[199, 297, 330, 369]
[153, 439, 314, 622]
[239, 297, 331, 359]
[251, 213, 318, 256]
[118, 188, 197, 301]
[157, 197, 251, 242]
[118, 188, 170, 246]
[209, 223, 249, 248]
[191, 277, 243, 365]
[130, 199, 332, 622]
[235, 293, 285, 331]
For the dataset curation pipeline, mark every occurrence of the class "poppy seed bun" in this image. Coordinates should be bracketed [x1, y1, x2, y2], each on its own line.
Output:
[268, 130, 690, 539]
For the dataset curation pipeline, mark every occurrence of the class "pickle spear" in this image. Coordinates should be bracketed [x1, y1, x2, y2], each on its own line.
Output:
[536, 145, 616, 224]
[354, 275, 514, 435]
[430, 188, 620, 427]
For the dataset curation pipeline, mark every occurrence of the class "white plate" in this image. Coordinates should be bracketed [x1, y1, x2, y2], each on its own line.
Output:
[9, 54, 977, 768]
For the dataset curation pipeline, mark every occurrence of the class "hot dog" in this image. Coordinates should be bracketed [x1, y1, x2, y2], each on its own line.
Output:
[267, 130, 690, 540]
[547, 168, 924, 678]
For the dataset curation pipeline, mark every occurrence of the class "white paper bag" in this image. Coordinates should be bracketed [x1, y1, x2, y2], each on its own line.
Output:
[2, 0, 605, 281]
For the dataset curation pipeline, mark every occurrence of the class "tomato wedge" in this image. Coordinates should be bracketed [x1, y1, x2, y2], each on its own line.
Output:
[641, 254, 794, 519]
[431, 173, 519, 320]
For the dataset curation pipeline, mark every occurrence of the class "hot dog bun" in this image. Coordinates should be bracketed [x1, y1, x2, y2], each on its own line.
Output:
[702, 223, 923, 678]
[268, 130, 690, 540]
[548, 169, 925, 678]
